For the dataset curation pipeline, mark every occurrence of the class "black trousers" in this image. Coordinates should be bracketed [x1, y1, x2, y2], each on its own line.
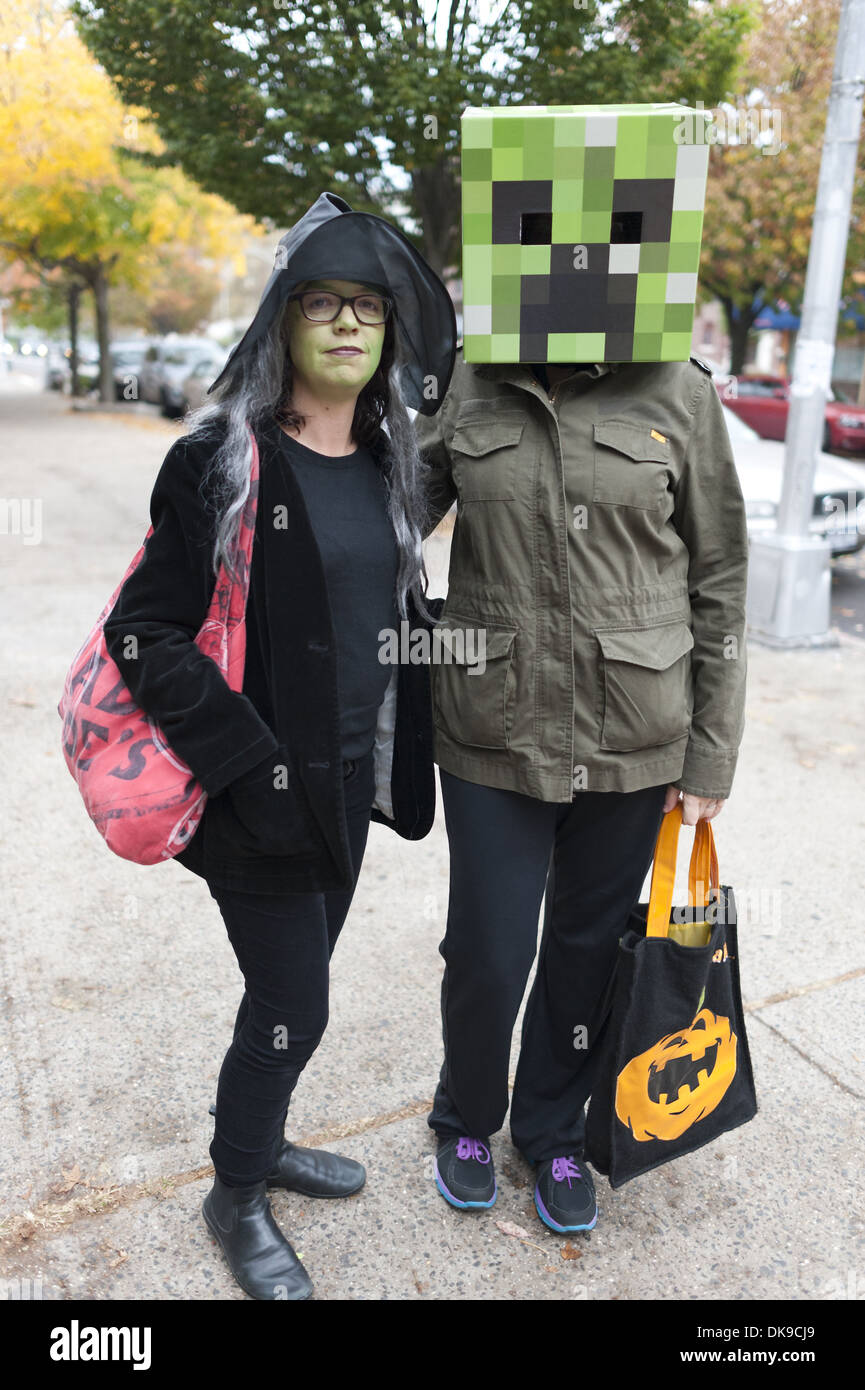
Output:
[428, 770, 670, 1163]
[207, 749, 375, 1187]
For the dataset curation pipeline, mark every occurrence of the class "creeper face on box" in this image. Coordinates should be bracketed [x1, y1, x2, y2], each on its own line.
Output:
[461, 104, 709, 364]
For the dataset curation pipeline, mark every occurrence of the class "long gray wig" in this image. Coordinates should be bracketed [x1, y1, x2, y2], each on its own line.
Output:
[183, 300, 437, 625]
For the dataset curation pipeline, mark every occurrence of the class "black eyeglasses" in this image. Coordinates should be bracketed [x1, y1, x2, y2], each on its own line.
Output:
[288, 290, 393, 325]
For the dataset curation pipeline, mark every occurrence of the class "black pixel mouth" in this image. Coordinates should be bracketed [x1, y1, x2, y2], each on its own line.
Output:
[647, 1039, 718, 1109]
[490, 176, 679, 357]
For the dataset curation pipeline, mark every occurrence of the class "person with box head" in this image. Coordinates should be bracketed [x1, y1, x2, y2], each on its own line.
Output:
[414, 103, 749, 1232]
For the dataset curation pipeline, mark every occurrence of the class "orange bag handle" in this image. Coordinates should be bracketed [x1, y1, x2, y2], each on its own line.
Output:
[646, 803, 720, 939]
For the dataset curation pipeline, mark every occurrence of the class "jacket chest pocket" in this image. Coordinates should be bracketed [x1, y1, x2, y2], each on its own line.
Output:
[592, 419, 672, 510]
[450, 413, 525, 502]
[432, 618, 518, 748]
[595, 620, 694, 752]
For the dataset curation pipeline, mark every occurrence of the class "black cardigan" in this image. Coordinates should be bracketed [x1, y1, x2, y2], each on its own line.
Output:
[102, 415, 441, 893]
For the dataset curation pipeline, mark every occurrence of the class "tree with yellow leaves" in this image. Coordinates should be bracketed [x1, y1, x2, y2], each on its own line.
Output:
[0, 0, 259, 398]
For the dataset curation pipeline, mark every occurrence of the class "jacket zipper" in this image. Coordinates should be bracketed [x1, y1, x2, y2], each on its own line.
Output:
[522, 376, 576, 798]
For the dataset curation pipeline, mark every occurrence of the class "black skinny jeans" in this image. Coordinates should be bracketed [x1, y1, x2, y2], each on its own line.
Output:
[207, 748, 375, 1187]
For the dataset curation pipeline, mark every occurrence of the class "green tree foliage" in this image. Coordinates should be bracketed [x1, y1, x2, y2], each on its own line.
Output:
[72, 0, 750, 272]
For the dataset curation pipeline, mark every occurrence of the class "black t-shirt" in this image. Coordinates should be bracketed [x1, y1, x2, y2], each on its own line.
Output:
[277, 429, 399, 760]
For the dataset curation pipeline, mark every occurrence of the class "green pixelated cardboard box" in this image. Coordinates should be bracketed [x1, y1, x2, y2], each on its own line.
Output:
[461, 103, 709, 364]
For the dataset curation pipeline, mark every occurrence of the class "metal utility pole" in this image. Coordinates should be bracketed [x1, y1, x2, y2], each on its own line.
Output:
[746, 0, 865, 645]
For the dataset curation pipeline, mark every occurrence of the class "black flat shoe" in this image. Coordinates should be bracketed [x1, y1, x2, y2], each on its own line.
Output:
[208, 1103, 365, 1199]
[202, 1175, 313, 1301]
[265, 1139, 366, 1198]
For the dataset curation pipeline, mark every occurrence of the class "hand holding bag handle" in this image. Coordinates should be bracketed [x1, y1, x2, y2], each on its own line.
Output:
[590, 805, 719, 1027]
[646, 803, 720, 939]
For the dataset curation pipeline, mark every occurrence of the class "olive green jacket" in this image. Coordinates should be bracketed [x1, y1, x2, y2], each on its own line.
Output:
[415, 349, 749, 802]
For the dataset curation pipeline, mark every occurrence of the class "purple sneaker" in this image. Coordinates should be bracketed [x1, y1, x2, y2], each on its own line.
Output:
[534, 1155, 597, 1232]
[434, 1136, 497, 1209]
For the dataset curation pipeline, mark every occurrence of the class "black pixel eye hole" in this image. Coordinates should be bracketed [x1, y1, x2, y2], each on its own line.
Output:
[610, 211, 644, 243]
[519, 212, 552, 245]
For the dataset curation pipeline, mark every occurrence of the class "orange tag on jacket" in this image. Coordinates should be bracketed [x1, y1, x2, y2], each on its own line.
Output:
[650, 429, 668, 443]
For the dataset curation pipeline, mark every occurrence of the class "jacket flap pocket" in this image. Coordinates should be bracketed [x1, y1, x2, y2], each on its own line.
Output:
[452, 416, 525, 457]
[594, 419, 671, 463]
[437, 622, 516, 665]
[595, 621, 694, 670]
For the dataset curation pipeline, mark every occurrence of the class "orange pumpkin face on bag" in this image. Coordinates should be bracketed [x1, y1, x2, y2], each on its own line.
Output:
[615, 1008, 738, 1142]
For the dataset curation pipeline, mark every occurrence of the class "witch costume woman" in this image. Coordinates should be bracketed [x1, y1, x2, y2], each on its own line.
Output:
[102, 192, 456, 1300]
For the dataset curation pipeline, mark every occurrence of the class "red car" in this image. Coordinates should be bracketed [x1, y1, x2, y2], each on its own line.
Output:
[721, 374, 865, 456]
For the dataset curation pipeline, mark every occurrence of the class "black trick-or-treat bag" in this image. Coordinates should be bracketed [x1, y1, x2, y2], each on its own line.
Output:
[585, 804, 758, 1188]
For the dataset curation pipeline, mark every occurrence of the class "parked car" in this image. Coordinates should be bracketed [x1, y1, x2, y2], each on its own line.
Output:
[721, 373, 865, 455]
[54, 343, 100, 394]
[45, 344, 71, 390]
[723, 404, 865, 556]
[110, 340, 151, 401]
[75, 352, 101, 394]
[137, 336, 224, 416]
[44, 341, 113, 394]
[179, 347, 230, 414]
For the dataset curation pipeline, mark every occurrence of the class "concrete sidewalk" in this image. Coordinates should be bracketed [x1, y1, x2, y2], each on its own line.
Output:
[1, 391, 862, 1300]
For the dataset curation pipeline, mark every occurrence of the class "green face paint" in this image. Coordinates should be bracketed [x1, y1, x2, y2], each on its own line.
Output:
[286, 278, 385, 399]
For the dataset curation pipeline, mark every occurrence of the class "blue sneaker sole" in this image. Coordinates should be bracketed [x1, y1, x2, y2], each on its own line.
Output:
[534, 1186, 598, 1233]
[434, 1166, 497, 1210]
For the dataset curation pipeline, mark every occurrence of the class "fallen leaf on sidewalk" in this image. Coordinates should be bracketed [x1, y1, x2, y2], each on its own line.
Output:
[561, 1241, 582, 1260]
[100, 1240, 129, 1269]
[495, 1219, 547, 1253]
[496, 1220, 530, 1239]
[50, 1164, 82, 1195]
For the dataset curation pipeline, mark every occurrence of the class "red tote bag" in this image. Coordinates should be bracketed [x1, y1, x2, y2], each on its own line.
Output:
[57, 425, 260, 865]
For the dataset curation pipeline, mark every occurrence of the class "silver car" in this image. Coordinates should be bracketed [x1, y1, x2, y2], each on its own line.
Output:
[138, 337, 224, 415]
[724, 404, 865, 556]
[178, 347, 231, 415]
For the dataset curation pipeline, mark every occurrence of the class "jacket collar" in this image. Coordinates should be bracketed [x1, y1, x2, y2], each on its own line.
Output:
[472, 361, 619, 384]
[469, 360, 619, 406]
